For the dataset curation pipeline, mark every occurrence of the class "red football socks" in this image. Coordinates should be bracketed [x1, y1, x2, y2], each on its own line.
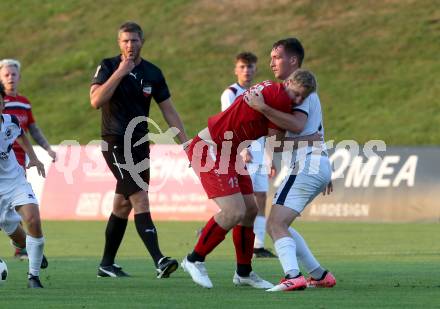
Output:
[232, 225, 255, 265]
[193, 217, 228, 259]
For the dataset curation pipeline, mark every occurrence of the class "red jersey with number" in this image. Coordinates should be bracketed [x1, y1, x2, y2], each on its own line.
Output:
[188, 81, 292, 199]
[3, 94, 35, 167]
[207, 81, 293, 148]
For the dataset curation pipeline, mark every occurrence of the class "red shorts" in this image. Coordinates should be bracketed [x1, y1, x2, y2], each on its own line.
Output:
[187, 136, 253, 199]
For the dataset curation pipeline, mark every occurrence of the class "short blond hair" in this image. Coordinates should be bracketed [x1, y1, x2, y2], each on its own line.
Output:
[287, 69, 317, 96]
[0, 59, 21, 72]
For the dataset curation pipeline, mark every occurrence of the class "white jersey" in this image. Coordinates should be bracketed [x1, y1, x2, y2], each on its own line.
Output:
[286, 92, 326, 163]
[221, 83, 265, 165]
[0, 114, 26, 191]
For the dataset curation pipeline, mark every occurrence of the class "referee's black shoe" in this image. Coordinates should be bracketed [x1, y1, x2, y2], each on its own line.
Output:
[97, 264, 130, 278]
[156, 256, 178, 278]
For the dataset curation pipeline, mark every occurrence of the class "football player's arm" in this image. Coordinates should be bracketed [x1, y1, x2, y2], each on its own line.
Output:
[16, 133, 45, 177]
[244, 90, 307, 133]
[90, 58, 135, 109]
[157, 98, 189, 145]
[28, 123, 56, 162]
[266, 128, 321, 152]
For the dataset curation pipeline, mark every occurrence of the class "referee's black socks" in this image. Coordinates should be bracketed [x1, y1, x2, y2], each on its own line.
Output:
[134, 212, 163, 266]
[100, 213, 128, 266]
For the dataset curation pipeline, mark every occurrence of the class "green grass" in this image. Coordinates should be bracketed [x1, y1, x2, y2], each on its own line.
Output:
[1, 221, 439, 308]
[0, 1, 439, 145]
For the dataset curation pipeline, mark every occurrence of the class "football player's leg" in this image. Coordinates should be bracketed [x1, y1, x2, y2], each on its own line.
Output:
[130, 191, 163, 265]
[100, 194, 130, 267]
[253, 191, 267, 250]
[287, 227, 324, 278]
[267, 205, 301, 278]
[183, 194, 246, 288]
[16, 204, 44, 278]
[233, 193, 257, 277]
[99, 142, 132, 274]
[193, 193, 246, 261]
[130, 190, 178, 278]
[231, 193, 273, 289]
[9, 223, 26, 250]
[265, 205, 308, 292]
[249, 170, 268, 251]
[9, 222, 28, 259]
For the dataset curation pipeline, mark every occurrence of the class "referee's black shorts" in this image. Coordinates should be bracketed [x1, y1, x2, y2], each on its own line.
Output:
[101, 139, 150, 199]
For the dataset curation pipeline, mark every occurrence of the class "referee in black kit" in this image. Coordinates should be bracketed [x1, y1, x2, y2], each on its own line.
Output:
[90, 21, 188, 278]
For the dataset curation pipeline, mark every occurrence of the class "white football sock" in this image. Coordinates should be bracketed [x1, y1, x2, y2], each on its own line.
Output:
[26, 235, 44, 277]
[274, 236, 299, 277]
[310, 266, 326, 280]
[253, 216, 266, 249]
[288, 227, 323, 275]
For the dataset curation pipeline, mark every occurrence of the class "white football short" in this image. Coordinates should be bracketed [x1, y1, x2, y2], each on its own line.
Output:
[247, 163, 269, 193]
[0, 178, 38, 235]
[273, 154, 331, 214]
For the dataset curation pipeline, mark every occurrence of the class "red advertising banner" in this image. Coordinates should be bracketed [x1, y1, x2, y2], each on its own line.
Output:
[29, 144, 440, 222]
[32, 144, 219, 221]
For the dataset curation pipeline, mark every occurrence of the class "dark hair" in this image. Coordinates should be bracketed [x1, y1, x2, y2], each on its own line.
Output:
[272, 38, 305, 67]
[0, 82, 5, 99]
[118, 21, 144, 41]
[235, 52, 258, 64]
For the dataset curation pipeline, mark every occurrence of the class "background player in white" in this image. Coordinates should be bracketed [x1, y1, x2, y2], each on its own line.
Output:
[0, 83, 46, 288]
[221, 52, 276, 258]
[246, 68, 336, 291]
[0, 59, 54, 262]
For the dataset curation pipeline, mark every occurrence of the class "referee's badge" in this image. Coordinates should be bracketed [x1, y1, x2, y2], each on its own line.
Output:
[142, 85, 152, 97]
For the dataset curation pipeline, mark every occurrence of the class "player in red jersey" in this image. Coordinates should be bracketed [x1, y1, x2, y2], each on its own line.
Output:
[0, 60, 56, 167]
[0, 59, 54, 263]
[181, 69, 317, 289]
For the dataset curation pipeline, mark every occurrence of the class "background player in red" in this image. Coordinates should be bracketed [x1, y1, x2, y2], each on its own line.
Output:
[181, 70, 317, 289]
[0, 59, 55, 261]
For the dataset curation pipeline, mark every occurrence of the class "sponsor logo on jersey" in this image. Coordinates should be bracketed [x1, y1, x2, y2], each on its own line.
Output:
[142, 85, 152, 97]
[5, 128, 12, 139]
[0, 144, 13, 159]
[0, 152, 9, 160]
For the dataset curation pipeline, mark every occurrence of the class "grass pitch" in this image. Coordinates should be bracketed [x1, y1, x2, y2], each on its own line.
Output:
[0, 221, 439, 308]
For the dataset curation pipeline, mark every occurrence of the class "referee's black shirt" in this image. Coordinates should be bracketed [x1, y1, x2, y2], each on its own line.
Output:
[91, 55, 170, 142]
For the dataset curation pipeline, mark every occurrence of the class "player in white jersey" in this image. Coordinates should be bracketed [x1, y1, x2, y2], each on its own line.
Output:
[220, 52, 277, 258]
[0, 84, 46, 288]
[246, 38, 337, 292]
